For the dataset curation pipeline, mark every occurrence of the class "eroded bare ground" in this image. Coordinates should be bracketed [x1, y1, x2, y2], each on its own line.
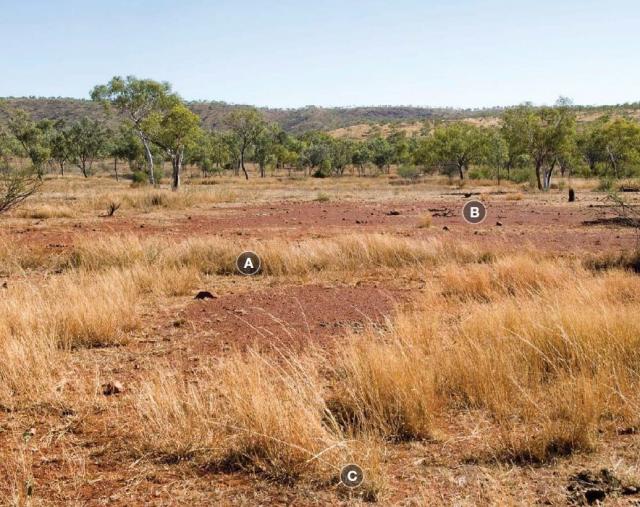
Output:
[6, 195, 639, 253]
[2, 178, 640, 506]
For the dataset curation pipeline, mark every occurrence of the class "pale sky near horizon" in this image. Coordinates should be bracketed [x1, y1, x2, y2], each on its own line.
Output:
[1, 0, 639, 108]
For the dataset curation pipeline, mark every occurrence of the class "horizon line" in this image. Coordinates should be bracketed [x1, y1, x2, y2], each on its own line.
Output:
[2, 95, 640, 112]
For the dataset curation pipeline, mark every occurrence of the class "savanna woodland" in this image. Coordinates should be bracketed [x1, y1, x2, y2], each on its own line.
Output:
[2, 76, 640, 506]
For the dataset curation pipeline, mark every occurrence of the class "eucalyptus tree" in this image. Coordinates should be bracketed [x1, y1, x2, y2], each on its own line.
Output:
[109, 126, 144, 181]
[191, 131, 231, 177]
[368, 136, 393, 174]
[6, 109, 53, 177]
[67, 117, 108, 177]
[330, 138, 354, 176]
[254, 124, 281, 178]
[91, 76, 179, 184]
[422, 122, 488, 180]
[143, 103, 202, 190]
[501, 104, 576, 190]
[527, 107, 576, 190]
[483, 127, 508, 184]
[598, 117, 640, 179]
[501, 105, 533, 179]
[50, 121, 72, 176]
[224, 108, 267, 179]
[352, 143, 371, 176]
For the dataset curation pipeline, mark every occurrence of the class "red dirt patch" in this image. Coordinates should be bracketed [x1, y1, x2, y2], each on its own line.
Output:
[6, 198, 638, 254]
[181, 284, 410, 353]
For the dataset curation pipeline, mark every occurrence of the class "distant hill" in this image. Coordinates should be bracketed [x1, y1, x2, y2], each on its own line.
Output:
[1, 97, 639, 135]
[0, 97, 497, 132]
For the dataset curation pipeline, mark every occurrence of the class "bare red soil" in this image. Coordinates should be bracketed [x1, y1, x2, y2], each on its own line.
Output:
[7, 197, 638, 253]
[181, 284, 409, 354]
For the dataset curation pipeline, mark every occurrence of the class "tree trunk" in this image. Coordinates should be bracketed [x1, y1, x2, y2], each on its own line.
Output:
[240, 149, 249, 180]
[113, 157, 119, 182]
[171, 151, 182, 191]
[60, 162, 65, 176]
[543, 161, 556, 191]
[535, 160, 543, 190]
[141, 135, 155, 185]
[458, 164, 465, 180]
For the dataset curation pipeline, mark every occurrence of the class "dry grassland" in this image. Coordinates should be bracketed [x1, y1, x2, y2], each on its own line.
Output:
[1, 174, 639, 505]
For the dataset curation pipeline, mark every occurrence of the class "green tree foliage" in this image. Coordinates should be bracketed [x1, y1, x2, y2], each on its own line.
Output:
[483, 127, 508, 183]
[501, 106, 532, 178]
[368, 137, 394, 174]
[191, 131, 231, 177]
[417, 122, 489, 180]
[91, 76, 179, 184]
[143, 103, 202, 190]
[352, 144, 371, 176]
[0, 105, 41, 213]
[108, 126, 145, 181]
[254, 124, 282, 178]
[330, 139, 354, 176]
[6, 109, 53, 177]
[501, 104, 576, 190]
[66, 117, 109, 178]
[585, 117, 640, 179]
[224, 108, 267, 179]
[50, 120, 73, 176]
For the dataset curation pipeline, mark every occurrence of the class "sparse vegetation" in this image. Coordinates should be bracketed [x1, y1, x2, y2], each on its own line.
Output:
[1, 170, 639, 504]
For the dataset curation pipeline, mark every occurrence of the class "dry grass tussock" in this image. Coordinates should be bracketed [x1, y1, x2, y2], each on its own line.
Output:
[129, 259, 640, 485]
[134, 351, 388, 499]
[13, 204, 75, 219]
[0, 269, 144, 409]
[93, 187, 241, 211]
[4, 212, 640, 497]
[428, 265, 640, 461]
[0, 233, 490, 276]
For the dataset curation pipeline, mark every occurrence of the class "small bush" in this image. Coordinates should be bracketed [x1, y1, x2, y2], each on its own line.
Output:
[397, 165, 421, 181]
[131, 171, 148, 184]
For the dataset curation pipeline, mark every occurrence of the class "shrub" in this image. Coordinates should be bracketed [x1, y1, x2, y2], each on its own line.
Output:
[397, 165, 421, 181]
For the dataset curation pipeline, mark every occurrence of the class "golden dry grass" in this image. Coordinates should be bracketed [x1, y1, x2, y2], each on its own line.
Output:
[417, 212, 433, 228]
[2, 171, 640, 503]
[0, 233, 490, 278]
[124, 252, 640, 487]
[135, 353, 347, 483]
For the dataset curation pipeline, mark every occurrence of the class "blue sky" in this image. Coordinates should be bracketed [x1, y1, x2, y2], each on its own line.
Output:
[1, 0, 639, 108]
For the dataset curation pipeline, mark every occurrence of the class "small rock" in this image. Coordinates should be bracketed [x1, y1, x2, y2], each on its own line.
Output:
[101, 381, 124, 396]
[194, 291, 217, 300]
[442, 226, 449, 231]
[496, 221, 503, 226]
[622, 485, 639, 495]
[386, 210, 401, 216]
[1, 281, 7, 289]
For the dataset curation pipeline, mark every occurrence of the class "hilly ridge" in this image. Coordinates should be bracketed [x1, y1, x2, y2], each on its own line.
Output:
[1, 97, 639, 134]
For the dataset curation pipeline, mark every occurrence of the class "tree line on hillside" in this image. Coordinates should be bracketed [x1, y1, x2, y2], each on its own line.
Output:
[1, 78, 640, 193]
